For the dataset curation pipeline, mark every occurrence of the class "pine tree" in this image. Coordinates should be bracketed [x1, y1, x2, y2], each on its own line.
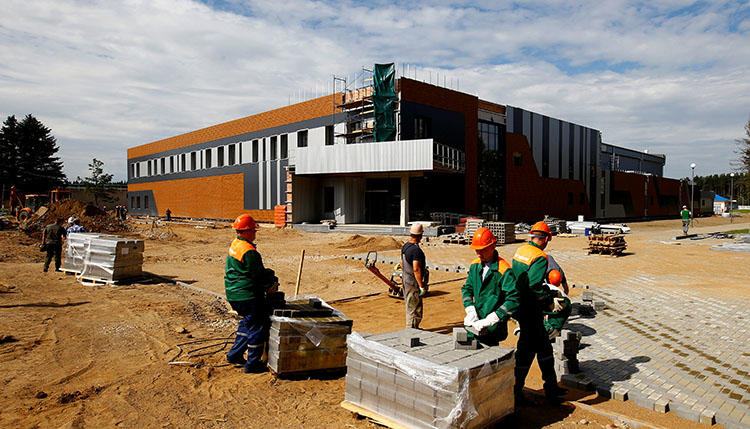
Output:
[0, 114, 66, 194]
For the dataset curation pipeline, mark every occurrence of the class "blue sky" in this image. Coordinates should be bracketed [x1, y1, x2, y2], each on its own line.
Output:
[0, 0, 748, 181]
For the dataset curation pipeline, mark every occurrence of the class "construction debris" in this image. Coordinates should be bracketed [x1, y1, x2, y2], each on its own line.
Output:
[588, 234, 627, 256]
[344, 329, 515, 428]
[19, 200, 128, 238]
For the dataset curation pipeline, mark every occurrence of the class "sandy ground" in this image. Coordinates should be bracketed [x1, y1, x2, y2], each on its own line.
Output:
[1, 214, 747, 428]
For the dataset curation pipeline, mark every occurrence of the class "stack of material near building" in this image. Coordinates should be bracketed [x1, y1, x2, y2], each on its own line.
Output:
[268, 296, 352, 376]
[553, 330, 581, 378]
[463, 218, 484, 241]
[343, 328, 515, 428]
[483, 221, 516, 244]
[587, 234, 626, 256]
[62, 233, 144, 283]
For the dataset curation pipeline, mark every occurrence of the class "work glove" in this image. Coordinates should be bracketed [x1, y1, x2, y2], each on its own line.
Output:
[471, 312, 500, 334]
[513, 327, 521, 336]
[419, 287, 426, 297]
[547, 327, 560, 340]
[463, 306, 479, 327]
[551, 297, 565, 312]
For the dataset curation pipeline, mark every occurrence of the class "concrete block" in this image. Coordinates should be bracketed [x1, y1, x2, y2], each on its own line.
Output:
[582, 290, 594, 301]
[593, 301, 606, 310]
[613, 388, 629, 401]
[654, 397, 670, 413]
[453, 327, 468, 343]
[455, 339, 480, 350]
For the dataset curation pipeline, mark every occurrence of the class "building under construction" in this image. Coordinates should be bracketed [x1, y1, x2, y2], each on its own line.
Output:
[126, 63, 689, 225]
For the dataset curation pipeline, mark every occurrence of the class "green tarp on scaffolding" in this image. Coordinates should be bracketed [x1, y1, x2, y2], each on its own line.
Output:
[373, 63, 396, 142]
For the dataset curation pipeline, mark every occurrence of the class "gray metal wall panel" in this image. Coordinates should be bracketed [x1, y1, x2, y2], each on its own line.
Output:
[295, 139, 434, 174]
[549, 118, 560, 178]
[243, 163, 260, 210]
[561, 123, 569, 179]
[270, 162, 278, 207]
[573, 125, 581, 181]
[532, 113, 543, 175]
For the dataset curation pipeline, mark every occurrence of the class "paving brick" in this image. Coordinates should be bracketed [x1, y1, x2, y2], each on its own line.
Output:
[654, 397, 670, 413]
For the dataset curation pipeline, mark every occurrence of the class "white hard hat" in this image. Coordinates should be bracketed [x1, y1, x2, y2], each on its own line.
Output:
[682, 205, 687, 209]
[68, 216, 76, 223]
[409, 223, 424, 235]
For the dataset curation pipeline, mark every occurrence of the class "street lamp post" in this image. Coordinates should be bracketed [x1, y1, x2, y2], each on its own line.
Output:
[730, 172, 735, 224]
[690, 163, 696, 228]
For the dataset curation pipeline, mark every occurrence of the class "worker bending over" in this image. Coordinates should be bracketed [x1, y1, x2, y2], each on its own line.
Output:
[512, 221, 566, 404]
[401, 223, 429, 328]
[224, 214, 278, 373]
[543, 269, 571, 340]
[462, 228, 520, 345]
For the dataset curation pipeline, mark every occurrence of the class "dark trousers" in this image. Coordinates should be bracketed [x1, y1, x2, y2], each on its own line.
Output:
[514, 310, 558, 397]
[44, 243, 63, 271]
[227, 300, 269, 368]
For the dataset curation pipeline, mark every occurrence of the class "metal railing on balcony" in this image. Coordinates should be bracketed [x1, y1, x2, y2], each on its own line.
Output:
[433, 141, 465, 173]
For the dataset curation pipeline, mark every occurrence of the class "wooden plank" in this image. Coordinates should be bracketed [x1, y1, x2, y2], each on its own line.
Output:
[340, 401, 410, 429]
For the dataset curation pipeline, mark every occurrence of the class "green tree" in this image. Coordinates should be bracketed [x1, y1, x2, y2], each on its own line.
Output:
[78, 158, 113, 206]
[0, 114, 65, 194]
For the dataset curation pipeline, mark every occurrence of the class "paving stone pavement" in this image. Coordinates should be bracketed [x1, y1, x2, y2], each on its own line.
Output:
[566, 284, 750, 428]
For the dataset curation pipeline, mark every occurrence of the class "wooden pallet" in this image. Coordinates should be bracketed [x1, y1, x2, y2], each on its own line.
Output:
[340, 400, 409, 429]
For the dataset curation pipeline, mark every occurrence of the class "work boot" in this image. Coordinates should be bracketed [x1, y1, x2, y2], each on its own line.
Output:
[226, 356, 247, 366]
[546, 386, 568, 397]
[514, 392, 534, 408]
[545, 394, 563, 405]
[243, 361, 267, 374]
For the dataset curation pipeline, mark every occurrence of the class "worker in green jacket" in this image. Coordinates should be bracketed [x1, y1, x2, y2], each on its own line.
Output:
[225, 214, 278, 373]
[512, 221, 566, 405]
[461, 227, 520, 345]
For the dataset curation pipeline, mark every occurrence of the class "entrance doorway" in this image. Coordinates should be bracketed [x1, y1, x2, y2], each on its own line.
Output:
[365, 178, 400, 224]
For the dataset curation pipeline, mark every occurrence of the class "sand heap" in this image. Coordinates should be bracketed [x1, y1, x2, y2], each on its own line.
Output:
[336, 234, 404, 253]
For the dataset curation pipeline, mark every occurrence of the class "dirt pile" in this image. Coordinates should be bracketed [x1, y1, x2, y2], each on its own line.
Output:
[335, 234, 404, 253]
[20, 200, 127, 238]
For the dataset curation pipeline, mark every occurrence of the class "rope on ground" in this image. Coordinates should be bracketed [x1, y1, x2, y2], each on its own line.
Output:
[168, 331, 236, 367]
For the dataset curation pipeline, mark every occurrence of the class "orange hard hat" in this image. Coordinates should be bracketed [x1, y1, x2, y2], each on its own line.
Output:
[548, 269, 562, 286]
[233, 214, 259, 231]
[529, 221, 552, 240]
[470, 227, 496, 250]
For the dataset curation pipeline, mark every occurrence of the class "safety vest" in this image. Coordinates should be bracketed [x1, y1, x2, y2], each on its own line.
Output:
[471, 257, 511, 274]
[512, 243, 548, 267]
[228, 238, 255, 261]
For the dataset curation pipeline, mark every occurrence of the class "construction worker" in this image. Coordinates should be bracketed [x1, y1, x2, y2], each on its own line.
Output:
[166, 208, 172, 221]
[543, 269, 571, 340]
[66, 217, 87, 234]
[680, 205, 691, 234]
[512, 220, 566, 404]
[401, 223, 428, 328]
[224, 214, 278, 373]
[462, 227, 520, 345]
[41, 217, 67, 272]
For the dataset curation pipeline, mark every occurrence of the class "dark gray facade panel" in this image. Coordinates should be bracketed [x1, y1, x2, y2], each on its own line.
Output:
[400, 101, 465, 150]
[243, 163, 260, 210]
[542, 115, 549, 178]
[127, 190, 158, 216]
[270, 162, 278, 207]
[558, 120, 563, 179]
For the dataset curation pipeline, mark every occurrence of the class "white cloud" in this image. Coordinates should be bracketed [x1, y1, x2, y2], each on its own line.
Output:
[0, 0, 748, 182]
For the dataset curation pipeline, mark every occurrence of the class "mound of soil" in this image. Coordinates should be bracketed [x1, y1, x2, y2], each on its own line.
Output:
[21, 199, 127, 238]
[336, 234, 404, 253]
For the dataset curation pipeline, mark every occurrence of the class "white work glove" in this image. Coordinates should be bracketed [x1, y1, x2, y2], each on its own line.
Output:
[552, 297, 565, 312]
[471, 312, 501, 334]
[463, 306, 479, 327]
[548, 327, 560, 340]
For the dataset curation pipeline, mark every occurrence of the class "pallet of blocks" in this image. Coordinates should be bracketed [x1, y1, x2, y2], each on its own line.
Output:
[483, 221, 516, 244]
[267, 295, 352, 376]
[587, 234, 626, 256]
[343, 328, 515, 428]
[62, 233, 144, 283]
[463, 218, 484, 241]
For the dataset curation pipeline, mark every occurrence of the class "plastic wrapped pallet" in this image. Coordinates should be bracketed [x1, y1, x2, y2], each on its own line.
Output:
[63, 233, 144, 283]
[344, 329, 515, 428]
[267, 295, 352, 376]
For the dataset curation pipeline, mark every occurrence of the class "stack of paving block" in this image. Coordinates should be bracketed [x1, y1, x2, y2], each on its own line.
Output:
[344, 328, 515, 428]
[553, 329, 582, 377]
[267, 296, 352, 376]
[483, 221, 516, 244]
[587, 234, 627, 256]
[580, 287, 605, 313]
[463, 218, 484, 241]
[62, 233, 144, 282]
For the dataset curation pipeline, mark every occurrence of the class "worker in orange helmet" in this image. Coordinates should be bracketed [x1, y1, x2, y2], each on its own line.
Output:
[461, 227, 520, 345]
[512, 220, 567, 405]
[543, 269, 571, 340]
[224, 214, 278, 373]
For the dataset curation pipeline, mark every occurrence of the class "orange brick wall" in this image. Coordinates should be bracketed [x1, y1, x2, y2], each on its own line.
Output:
[399, 78, 479, 214]
[128, 174, 273, 221]
[505, 132, 591, 221]
[611, 171, 684, 218]
[128, 94, 342, 159]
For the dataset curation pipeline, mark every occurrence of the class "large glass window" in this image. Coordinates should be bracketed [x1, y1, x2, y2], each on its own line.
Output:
[252, 140, 259, 162]
[218, 146, 224, 167]
[297, 130, 308, 148]
[415, 116, 432, 139]
[228, 144, 236, 165]
[181, 153, 186, 171]
[170, 156, 174, 172]
[271, 136, 277, 160]
[191, 152, 197, 170]
[281, 135, 288, 159]
[160, 158, 165, 174]
[479, 121, 499, 151]
[144, 195, 149, 209]
[205, 149, 212, 168]
[325, 125, 334, 145]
